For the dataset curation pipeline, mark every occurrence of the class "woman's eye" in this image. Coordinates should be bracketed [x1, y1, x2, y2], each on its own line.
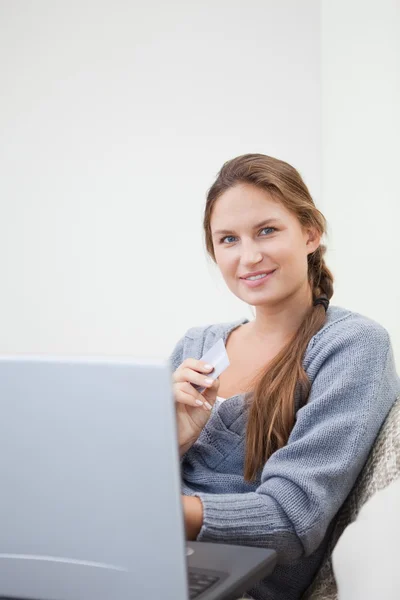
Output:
[259, 227, 276, 236]
[219, 228, 276, 244]
[221, 235, 237, 244]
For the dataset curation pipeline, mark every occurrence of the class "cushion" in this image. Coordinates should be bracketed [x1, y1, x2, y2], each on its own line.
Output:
[303, 396, 400, 600]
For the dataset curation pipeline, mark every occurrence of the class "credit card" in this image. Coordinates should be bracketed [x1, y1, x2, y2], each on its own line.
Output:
[195, 338, 230, 393]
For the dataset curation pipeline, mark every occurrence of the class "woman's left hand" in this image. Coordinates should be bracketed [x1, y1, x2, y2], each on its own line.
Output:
[182, 495, 204, 540]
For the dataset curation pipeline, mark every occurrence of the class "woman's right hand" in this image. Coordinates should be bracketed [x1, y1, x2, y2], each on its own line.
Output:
[173, 358, 220, 456]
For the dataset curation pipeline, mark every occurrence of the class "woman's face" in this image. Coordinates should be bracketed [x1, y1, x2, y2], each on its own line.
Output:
[210, 183, 320, 307]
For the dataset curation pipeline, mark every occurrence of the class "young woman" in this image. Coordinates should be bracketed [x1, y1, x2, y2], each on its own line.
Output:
[170, 154, 400, 600]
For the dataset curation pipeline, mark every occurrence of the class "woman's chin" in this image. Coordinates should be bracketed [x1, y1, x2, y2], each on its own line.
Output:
[235, 290, 280, 307]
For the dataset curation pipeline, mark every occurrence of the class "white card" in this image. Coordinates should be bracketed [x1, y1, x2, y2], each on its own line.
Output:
[195, 338, 230, 393]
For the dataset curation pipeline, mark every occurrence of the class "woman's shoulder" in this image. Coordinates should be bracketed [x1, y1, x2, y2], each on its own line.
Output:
[302, 307, 399, 430]
[171, 306, 393, 371]
[314, 305, 391, 348]
[304, 305, 393, 378]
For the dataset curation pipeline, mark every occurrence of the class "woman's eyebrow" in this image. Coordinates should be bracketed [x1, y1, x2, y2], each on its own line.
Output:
[212, 218, 279, 236]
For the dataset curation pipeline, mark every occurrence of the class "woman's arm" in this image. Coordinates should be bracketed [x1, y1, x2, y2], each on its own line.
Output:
[182, 495, 204, 540]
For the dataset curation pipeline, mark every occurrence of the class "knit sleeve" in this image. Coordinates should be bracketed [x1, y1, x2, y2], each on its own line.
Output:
[194, 318, 400, 563]
[169, 334, 186, 373]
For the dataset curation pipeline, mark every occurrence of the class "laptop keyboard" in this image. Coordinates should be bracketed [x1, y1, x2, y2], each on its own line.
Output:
[188, 570, 220, 598]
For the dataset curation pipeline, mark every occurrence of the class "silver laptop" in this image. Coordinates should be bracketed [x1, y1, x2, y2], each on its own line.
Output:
[0, 356, 276, 600]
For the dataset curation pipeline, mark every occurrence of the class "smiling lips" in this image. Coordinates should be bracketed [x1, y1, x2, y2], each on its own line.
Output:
[239, 269, 276, 288]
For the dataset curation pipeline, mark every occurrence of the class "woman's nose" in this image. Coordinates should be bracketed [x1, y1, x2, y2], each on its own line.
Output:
[240, 242, 263, 266]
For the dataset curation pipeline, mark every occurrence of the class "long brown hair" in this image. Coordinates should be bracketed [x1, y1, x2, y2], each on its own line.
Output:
[203, 154, 334, 481]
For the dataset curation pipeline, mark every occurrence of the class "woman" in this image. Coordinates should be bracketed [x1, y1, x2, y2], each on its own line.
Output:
[170, 154, 400, 600]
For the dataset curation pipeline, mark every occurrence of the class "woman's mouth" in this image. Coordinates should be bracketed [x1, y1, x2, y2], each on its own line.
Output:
[239, 270, 276, 288]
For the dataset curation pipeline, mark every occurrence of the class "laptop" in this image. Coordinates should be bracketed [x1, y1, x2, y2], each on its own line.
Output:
[0, 356, 276, 600]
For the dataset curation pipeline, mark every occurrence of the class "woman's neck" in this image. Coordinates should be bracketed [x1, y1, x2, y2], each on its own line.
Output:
[248, 283, 313, 342]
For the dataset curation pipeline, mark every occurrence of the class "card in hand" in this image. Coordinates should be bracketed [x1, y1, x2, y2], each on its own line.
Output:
[195, 338, 230, 393]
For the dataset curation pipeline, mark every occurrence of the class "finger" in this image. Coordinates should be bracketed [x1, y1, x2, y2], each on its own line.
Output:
[179, 358, 214, 374]
[208, 377, 220, 391]
[173, 367, 215, 390]
[174, 385, 212, 411]
[173, 381, 204, 406]
[202, 377, 220, 398]
[175, 382, 214, 410]
[201, 379, 220, 408]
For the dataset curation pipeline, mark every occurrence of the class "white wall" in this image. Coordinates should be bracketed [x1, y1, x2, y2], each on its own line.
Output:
[0, 0, 321, 359]
[321, 0, 400, 363]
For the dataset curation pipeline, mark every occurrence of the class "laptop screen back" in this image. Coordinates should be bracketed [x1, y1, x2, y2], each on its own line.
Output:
[0, 357, 188, 600]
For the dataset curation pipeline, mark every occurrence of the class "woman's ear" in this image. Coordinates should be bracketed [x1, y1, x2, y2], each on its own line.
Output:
[305, 227, 321, 255]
